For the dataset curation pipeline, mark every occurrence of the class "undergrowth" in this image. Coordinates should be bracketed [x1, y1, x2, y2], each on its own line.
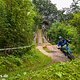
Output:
[0, 48, 51, 80]
[25, 58, 80, 80]
[0, 48, 80, 80]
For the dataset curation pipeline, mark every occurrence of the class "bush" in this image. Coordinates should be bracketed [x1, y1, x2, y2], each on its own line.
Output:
[0, 0, 36, 48]
[47, 22, 79, 51]
[25, 58, 80, 80]
[0, 56, 21, 74]
[0, 48, 52, 79]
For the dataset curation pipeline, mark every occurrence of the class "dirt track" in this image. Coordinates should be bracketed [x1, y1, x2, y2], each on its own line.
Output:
[36, 29, 69, 62]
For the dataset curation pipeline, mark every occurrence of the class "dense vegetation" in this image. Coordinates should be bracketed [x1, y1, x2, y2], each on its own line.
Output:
[41, 0, 80, 52]
[27, 58, 80, 80]
[1, 54, 80, 80]
[33, 0, 58, 22]
[0, 0, 36, 48]
[0, 48, 52, 80]
[47, 22, 79, 52]
[47, 12, 80, 52]
[0, 0, 80, 80]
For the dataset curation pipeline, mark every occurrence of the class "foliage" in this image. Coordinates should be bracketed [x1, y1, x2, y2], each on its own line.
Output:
[25, 58, 80, 80]
[69, 12, 80, 51]
[1, 55, 80, 80]
[47, 22, 79, 51]
[0, 0, 80, 80]
[33, 0, 57, 22]
[0, 48, 51, 80]
[69, 12, 80, 29]
[70, 0, 80, 13]
[63, 13, 74, 23]
[0, 0, 36, 49]
[33, 10, 43, 30]
[0, 56, 20, 74]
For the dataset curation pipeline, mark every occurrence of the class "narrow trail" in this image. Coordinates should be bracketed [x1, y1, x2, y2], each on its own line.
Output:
[36, 29, 69, 62]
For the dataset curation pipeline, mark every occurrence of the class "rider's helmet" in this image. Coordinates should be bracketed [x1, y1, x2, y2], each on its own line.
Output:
[59, 36, 63, 39]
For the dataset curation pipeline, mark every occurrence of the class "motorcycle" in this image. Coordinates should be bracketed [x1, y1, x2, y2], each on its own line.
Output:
[58, 43, 75, 60]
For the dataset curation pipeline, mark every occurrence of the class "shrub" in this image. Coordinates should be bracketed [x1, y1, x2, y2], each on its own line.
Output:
[0, 0, 36, 48]
[47, 22, 79, 51]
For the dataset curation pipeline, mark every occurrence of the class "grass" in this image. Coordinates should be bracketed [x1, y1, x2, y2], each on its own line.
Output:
[0, 47, 80, 80]
[0, 48, 52, 80]
[23, 58, 80, 80]
[7, 58, 80, 80]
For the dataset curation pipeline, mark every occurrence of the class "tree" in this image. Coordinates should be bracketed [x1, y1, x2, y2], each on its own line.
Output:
[0, 0, 36, 48]
[70, 0, 80, 13]
[47, 22, 79, 52]
[69, 12, 80, 32]
[33, 0, 57, 22]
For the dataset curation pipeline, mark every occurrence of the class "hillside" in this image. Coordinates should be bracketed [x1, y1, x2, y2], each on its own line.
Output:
[0, 0, 80, 80]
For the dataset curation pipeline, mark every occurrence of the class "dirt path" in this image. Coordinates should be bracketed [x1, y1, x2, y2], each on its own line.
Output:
[36, 29, 69, 62]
